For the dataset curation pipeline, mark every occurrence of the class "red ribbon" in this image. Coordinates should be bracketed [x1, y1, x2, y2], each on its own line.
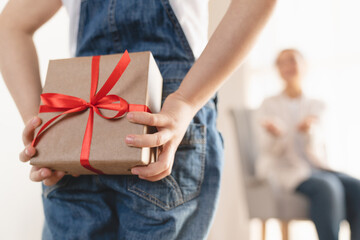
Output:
[31, 50, 151, 174]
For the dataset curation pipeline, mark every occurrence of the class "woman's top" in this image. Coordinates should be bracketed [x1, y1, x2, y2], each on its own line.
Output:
[255, 92, 326, 191]
[61, 0, 209, 59]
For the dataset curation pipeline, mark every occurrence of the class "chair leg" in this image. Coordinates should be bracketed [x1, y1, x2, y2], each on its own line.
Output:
[280, 221, 289, 240]
[261, 220, 267, 240]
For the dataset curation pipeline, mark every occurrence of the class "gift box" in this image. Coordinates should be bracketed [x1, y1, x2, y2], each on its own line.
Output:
[30, 51, 163, 175]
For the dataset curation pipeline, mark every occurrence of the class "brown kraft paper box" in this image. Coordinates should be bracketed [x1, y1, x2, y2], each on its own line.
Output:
[30, 51, 163, 175]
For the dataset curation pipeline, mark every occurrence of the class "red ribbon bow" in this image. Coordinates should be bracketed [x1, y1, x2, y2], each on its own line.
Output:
[31, 50, 150, 174]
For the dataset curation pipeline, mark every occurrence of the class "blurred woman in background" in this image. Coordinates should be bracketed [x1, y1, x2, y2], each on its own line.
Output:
[256, 49, 360, 240]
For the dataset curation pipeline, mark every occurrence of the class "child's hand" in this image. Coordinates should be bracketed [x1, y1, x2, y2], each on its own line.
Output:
[126, 92, 196, 182]
[19, 116, 78, 186]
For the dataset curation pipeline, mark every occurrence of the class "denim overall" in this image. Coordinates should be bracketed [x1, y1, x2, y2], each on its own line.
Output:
[41, 1, 224, 239]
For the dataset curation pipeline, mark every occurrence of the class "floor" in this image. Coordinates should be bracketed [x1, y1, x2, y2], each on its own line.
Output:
[250, 219, 350, 240]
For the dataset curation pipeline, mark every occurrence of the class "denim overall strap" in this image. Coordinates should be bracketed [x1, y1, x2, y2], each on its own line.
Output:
[76, 0, 195, 80]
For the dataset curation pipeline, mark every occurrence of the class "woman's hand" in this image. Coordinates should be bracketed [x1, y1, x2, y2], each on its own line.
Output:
[126, 92, 196, 182]
[20, 116, 78, 186]
[262, 120, 283, 137]
[298, 116, 317, 133]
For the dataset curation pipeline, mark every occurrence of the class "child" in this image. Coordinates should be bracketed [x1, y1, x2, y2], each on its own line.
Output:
[0, 0, 276, 239]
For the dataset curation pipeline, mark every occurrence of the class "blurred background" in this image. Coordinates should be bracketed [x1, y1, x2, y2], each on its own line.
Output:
[1, 0, 360, 239]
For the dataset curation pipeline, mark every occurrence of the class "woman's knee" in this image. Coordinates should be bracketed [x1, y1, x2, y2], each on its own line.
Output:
[336, 173, 360, 198]
[303, 174, 345, 202]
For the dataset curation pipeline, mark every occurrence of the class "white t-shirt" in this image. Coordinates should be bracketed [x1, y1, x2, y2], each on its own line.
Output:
[61, 0, 209, 59]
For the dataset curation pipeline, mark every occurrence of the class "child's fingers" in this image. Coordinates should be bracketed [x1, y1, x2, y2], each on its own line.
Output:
[30, 166, 67, 185]
[30, 167, 66, 186]
[126, 112, 171, 127]
[22, 116, 42, 145]
[30, 167, 52, 182]
[43, 171, 66, 186]
[19, 145, 36, 162]
[125, 130, 172, 148]
[138, 170, 172, 182]
[131, 144, 175, 178]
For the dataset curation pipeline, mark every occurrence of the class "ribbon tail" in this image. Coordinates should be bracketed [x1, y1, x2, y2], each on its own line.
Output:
[92, 51, 131, 103]
[129, 104, 152, 113]
[31, 106, 87, 147]
[80, 107, 105, 174]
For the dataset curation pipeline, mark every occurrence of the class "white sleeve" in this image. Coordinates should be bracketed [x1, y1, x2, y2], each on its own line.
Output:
[305, 99, 328, 167]
[254, 99, 288, 159]
[309, 99, 326, 121]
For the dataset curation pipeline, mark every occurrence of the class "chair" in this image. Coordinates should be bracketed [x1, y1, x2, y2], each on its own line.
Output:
[231, 108, 310, 240]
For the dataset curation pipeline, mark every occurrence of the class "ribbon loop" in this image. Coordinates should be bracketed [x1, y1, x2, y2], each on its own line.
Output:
[32, 51, 151, 174]
[93, 95, 129, 119]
